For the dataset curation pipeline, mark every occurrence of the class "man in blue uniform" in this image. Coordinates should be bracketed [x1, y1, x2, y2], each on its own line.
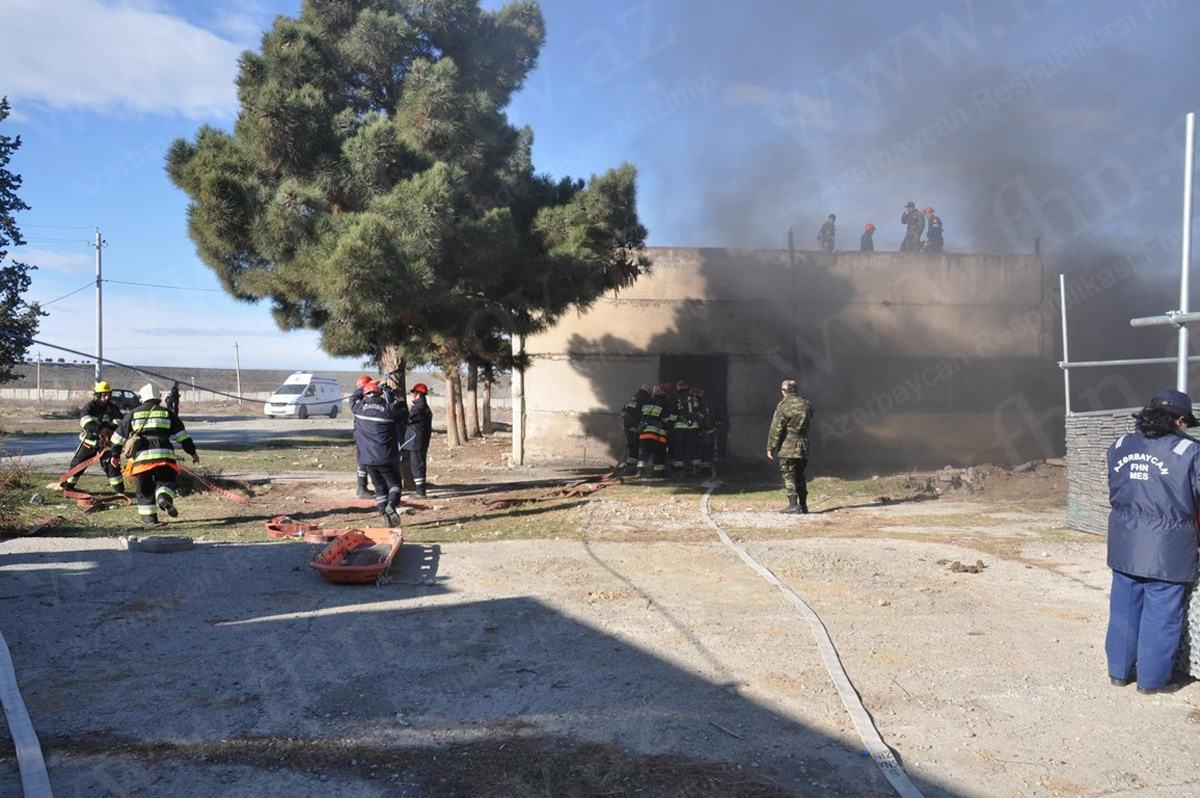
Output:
[352, 379, 409, 527]
[1105, 388, 1200, 694]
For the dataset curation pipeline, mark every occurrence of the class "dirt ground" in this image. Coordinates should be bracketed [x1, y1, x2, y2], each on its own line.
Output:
[2, 430, 1200, 797]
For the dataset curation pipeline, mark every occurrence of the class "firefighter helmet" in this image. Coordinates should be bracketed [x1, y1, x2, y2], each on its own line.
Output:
[864, 223, 875, 232]
[924, 206, 934, 213]
[356, 374, 371, 388]
[676, 380, 689, 391]
[138, 383, 160, 402]
[363, 380, 381, 395]
[93, 380, 112, 394]
[410, 383, 428, 395]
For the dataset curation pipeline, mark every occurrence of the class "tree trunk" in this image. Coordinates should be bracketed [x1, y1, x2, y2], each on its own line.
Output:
[453, 370, 469, 444]
[482, 363, 493, 435]
[379, 346, 406, 393]
[466, 359, 480, 438]
[444, 369, 461, 447]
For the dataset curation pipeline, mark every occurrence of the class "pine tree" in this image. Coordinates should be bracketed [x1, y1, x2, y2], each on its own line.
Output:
[0, 97, 44, 384]
[167, 0, 648, 375]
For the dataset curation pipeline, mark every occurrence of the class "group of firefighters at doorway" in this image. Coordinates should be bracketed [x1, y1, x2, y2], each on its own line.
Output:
[621, 381, 721, 478]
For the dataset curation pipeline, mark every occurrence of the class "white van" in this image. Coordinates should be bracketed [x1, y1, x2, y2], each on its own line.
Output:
[263, 372, 343, 419]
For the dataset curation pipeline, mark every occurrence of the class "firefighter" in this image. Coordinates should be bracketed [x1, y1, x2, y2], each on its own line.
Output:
[62, 380, 127, 494]
[352, 378, 408, 526]
[692, 385, 719, 471]
[401, 383, 433, 497]
[620, 386, 651, 472]
[860, 222, 876, 252]
[635, 384, 670, 478]
[109, 383, 199, 526]
[351, 374, 373, 498]
[673, 380, 703, 475]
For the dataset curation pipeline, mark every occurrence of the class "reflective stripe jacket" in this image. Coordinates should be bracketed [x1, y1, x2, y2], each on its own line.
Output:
[401, 395, 431, 453]
[352, 392, 408, 466]
[78, 396, 124, 449]
[638, 398, 668, 442]
[110, 400, 196, 474]
[1107, 430, 1200, 583]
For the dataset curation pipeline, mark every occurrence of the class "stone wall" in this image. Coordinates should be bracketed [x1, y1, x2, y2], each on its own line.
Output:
[1064, 413, 1133, 536]
[518, 247, 1061, 473]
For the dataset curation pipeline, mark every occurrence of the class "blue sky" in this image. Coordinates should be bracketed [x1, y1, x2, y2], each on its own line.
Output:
[2, 0, 1198, 370]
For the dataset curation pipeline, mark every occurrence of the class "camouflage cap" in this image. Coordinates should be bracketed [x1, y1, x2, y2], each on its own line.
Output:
[781, 379, 797, 394]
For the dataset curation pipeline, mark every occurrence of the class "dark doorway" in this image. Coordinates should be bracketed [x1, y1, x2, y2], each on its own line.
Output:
[660, 355, 729, 460]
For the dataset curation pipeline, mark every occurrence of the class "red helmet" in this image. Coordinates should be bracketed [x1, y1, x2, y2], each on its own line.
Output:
[924, 206, 934, 213]
[356, 374, 372, 388]
[676, 380, 688, 391]
[864, 223, 875, 231]
[411, 383, 428, 395]
[362, 380, 381, 395]
[690, 386, 704, 396]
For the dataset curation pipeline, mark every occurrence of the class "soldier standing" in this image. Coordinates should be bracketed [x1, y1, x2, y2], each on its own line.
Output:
[924, 206, 944, 252]
[766, 379, 813, 514]
[817, 214, 836, 252]
[901, 201, 924, 252]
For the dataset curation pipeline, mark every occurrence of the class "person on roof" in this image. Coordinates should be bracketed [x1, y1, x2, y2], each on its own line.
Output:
[860, 222, 876, 252]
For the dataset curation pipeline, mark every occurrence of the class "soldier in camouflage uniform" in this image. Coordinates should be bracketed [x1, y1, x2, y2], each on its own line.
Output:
[900, 201, 925, 252]
[766, 379, 813, 514]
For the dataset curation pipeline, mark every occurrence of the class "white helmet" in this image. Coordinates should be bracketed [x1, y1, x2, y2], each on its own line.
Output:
[138, 383, 161, 402]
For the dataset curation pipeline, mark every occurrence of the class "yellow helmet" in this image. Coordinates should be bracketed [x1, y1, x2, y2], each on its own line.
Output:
[94, 381, 112, 394]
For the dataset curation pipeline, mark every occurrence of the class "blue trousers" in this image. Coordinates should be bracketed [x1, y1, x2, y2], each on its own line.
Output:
[1105, 570, 1186, 689]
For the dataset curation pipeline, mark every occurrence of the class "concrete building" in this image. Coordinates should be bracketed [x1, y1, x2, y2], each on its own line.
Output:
[513, 246, 1062, 474]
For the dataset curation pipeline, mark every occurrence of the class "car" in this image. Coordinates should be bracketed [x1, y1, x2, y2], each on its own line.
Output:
[109, 388, 141, 413]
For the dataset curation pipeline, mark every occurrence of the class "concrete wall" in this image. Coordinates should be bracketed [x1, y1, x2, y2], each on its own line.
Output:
[519, 247, 1061, 473]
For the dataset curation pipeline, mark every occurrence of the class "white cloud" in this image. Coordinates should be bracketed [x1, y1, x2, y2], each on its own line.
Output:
[10, 249, 94, 275]
[0, 0, 249, 119]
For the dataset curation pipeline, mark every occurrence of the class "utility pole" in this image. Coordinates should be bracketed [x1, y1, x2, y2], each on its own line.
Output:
[234, 341, 243, 404]
[91, 228, 106, 382]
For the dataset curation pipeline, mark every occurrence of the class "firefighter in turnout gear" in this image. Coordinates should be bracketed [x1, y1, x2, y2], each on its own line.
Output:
[62, 380, 128, 494]
[766, 379, 813, 514]
[109, 383, 199, 526]
[636, 384, 671, 478]
[672, 380, 703, 475]
[620, 386, 651, 472]
[692, 385, 719, 471]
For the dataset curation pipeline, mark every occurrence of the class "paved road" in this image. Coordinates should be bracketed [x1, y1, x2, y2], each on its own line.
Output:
[4, 413, 352, 471]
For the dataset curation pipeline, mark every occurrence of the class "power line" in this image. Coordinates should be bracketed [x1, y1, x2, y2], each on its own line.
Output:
[40, 282, 94, 306]
[104, 279, 223, 293]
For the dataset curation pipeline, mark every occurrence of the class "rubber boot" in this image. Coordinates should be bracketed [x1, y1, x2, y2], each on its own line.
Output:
[781, 495, 800, 514]
[356, 474, 372, 500]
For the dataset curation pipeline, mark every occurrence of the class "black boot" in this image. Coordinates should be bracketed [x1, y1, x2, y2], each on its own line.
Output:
[780, 495, 800, 514]
[356, 474, 372, 500]
[799, 496, 809, 514]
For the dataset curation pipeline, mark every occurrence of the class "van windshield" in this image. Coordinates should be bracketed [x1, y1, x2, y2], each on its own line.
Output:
[273, 385, 305, 396]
